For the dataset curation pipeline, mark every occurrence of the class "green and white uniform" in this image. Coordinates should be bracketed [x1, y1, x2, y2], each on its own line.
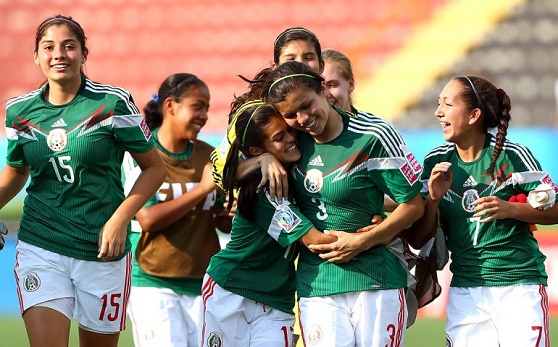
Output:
[292, 108, 423, 297]
[200, 190, 313, 347]
[205, 190, 313, 313]
[5, 75, 153, 261]
[422, 135, 556, 347]
[421, 135, 553, 287]
[8, 76, 151, 333]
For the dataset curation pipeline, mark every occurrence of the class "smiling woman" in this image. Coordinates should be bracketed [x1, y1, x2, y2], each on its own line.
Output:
[123, 73, 232, 347]
[3, 14, 166, 347]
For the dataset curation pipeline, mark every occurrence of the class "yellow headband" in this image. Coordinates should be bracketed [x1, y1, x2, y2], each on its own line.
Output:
[268, 73, 319, 95]
[227, 99, 266, 144]
[241, 105, 265, 147]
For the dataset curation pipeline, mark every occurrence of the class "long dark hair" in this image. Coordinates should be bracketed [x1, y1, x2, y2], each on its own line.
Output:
[222, 101, 284, 221]
[454, 76, 512, 177]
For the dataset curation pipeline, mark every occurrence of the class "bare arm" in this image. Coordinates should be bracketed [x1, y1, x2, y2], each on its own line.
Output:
[98, 148, 166, 261]
[307, 194, 424, 263]
[236, 153, 288, 201]
[0, 165, 29, 209]
[299, 227, 337, 248]
[473, 196, 558, 225]
[136, 162, 216, 232]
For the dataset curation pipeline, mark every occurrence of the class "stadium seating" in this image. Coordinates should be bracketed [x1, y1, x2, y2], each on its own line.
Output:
[395, 0, 558, 129]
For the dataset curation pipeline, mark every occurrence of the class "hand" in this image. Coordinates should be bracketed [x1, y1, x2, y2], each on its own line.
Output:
[97, 218, 128, 261]
[200, 163, 217, 194]
[308, 230, 368, 263]
[473, 195, 511, 222]
[428, 162, 452, 201]
[356, 214, 384, 233]
[257, 153, 288, 201]
[224, 194, 237, 218]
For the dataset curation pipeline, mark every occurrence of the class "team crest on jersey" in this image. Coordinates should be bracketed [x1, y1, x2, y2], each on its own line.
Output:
[207, 332, 223, 347]
[47, 128, 68, 152]
[461, 189, 480, 213]
[304, 169, 324, 193]
[273, 205, 301, 233]
[22, 272, 41, 292]
[307, 324, 323, 344]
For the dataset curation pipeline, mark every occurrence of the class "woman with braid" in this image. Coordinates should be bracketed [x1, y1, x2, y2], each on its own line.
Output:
[200, 100, 338, 347]
[252, 61, 424, 347]
[408, 75, 558, 347]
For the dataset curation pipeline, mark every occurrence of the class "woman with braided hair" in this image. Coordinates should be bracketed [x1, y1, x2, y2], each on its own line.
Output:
[199, 99, 339, 347]
[408, 75, 558, 347]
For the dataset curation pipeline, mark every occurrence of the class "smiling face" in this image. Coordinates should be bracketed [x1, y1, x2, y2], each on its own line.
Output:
[170, 85, 210, 141]
[33, 24, 86, 87]
[273, 86, 331, 139]
[258, 116, 301, 165]
[323, 61, 353, 111]
[436, 79, 479, 144]
[275, 39, 324, 73]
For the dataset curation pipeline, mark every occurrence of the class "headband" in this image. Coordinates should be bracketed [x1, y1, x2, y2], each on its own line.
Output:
[274, 28, 318, 47]
[463, 76, 486, 112]
[39, 17, 84, 36]
[241, 105, 265, 147]
[268, 73, 319, 95]
[227, 99, 266, 144]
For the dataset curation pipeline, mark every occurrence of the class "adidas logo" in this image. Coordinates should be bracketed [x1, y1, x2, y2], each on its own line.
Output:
[51, 118, 67, 128]
[309, 155, 324, 166]
[463, 175, 478, 188]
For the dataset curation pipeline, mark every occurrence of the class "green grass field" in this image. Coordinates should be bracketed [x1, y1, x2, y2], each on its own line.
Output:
[1, 317, 557, 346]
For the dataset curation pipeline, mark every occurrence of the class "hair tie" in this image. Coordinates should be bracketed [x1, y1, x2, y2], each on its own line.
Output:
[268, 73, 319, 95]
[151, 93, 159, 103]
[495, 88, 506, 99]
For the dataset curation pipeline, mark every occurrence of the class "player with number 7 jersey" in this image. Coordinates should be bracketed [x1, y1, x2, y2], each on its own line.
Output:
[408, 75, 558, 347]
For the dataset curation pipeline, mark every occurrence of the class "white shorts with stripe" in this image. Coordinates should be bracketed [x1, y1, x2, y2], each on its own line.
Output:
[199, 274, 296, 347]
[128, 286, 200, 347]
[14, 240, 132, 333]
[298, 289, 407, 347]
[446, 284, 550, 347]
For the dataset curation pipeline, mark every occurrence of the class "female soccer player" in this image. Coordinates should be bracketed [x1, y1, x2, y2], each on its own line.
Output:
[409, 75, 558, 347]
[253, 61, 424, 346]
[124, 73, 231, 347]
[210, 27, 324, 198]
[199, 100, 338, 347]
[4, 14, 165, 347]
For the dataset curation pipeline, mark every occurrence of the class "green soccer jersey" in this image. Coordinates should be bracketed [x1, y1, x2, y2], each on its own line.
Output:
[5, 76, 154, 261]
[421, 135, 554, 287]
[206, 190, 313, 314]
[291, 108, 423, 297]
